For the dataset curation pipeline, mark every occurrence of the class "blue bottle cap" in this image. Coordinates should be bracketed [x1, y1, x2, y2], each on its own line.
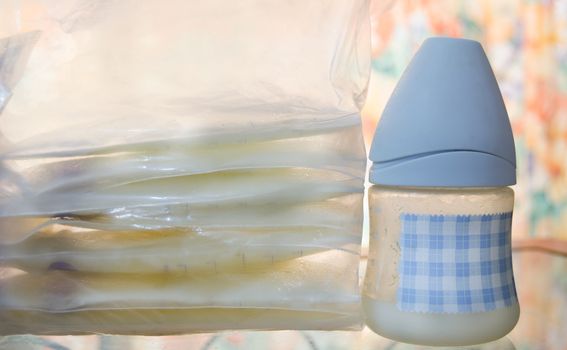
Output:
[369, 37, 516, 187]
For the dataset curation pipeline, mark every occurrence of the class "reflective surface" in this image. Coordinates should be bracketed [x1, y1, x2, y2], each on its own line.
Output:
[0, 249, 564, 349]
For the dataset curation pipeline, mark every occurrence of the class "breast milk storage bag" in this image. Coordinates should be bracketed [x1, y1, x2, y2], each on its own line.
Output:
[0, 0, 370, 334]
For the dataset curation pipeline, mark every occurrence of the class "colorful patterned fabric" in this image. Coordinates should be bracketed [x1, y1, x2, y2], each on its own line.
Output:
[397, 212, 517, 313]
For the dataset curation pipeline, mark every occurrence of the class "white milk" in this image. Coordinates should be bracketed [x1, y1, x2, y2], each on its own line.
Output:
[363, 186, 519, 346]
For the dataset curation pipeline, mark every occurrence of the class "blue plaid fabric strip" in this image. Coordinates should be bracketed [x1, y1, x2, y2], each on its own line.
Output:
[397, 212, 517, 313]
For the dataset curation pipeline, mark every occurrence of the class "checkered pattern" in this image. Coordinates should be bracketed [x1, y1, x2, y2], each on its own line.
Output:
[397, 212, 517, 313]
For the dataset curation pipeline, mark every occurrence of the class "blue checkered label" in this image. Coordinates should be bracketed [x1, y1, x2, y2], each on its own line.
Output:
[397, 213, 517, 313]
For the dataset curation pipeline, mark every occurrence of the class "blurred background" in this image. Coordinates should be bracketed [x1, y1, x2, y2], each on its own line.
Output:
[363, 0, 567, 242]
[1, 0, 566, 349]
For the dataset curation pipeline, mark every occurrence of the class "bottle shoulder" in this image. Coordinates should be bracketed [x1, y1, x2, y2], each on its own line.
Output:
[369, 185, 513, 196]
[368, 185, 514, 209]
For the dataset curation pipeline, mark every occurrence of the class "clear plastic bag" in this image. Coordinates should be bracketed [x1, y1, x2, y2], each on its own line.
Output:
[0, 0, 370, 334]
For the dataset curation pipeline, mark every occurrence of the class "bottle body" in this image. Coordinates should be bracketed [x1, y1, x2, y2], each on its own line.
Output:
[363, 185, 519, 346]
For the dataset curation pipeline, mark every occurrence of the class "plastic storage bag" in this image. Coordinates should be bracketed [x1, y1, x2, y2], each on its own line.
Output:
[0, 0, 370, 335]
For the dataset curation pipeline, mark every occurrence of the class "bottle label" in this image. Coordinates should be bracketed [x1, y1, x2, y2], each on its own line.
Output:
[397, 212, 517, 313]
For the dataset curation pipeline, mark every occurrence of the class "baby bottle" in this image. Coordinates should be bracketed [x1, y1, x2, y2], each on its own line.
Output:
[362, 37, 519, 346]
